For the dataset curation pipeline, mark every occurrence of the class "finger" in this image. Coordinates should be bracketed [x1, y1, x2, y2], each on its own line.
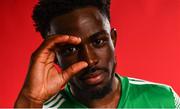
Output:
[59, 61, 88, 86]
[45, 52, 55, 65]
[32, 35, 81, 61]
[42, 35, 81, 51]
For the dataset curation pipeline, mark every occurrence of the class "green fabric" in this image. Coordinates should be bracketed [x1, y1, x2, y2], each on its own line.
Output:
[43, 73, 178, 108]
[117, 76, 175, 108]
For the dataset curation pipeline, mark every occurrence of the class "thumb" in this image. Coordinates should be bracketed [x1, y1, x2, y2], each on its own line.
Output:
[58, 61, 88, 87]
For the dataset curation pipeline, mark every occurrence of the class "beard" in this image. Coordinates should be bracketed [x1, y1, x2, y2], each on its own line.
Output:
[70, 62, 116, 100]
[82, 73, 114, 99]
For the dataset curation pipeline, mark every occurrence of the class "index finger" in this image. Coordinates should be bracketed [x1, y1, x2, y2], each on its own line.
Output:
[38, 35, 81, 53]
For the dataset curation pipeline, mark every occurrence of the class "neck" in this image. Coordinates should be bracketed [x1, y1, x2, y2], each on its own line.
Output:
[70, 76, 121, 108]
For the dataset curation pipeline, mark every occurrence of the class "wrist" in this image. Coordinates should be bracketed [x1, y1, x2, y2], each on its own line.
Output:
[14, 89, 44, 107]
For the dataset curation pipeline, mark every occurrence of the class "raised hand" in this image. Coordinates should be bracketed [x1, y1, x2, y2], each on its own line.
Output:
[14, 35, 88, 107]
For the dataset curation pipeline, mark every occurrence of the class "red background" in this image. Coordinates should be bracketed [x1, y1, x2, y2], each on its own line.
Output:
[0, 0, 180, 107]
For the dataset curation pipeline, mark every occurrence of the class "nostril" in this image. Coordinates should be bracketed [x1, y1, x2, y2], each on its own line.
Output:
[94, 59, 99, 65]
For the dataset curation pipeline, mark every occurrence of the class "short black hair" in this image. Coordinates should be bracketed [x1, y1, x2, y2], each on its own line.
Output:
[32, 0, 111, 38]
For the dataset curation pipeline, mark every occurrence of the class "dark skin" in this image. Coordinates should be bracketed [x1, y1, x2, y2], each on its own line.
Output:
[15, 7, 120, 108]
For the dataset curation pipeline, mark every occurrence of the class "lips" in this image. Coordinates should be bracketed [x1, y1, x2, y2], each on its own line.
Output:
[80, 70, 105, 85]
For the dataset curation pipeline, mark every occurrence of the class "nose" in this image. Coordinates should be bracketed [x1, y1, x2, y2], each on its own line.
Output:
[80, 45, 99, 67]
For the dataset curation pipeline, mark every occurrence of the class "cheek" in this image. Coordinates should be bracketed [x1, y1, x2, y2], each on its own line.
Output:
[97, 45, 115, 72]
[106, 46, 115, 70]
[108, 42, 116, 70]
[97, 42, 115, 64]
[97, 42, 115, 73]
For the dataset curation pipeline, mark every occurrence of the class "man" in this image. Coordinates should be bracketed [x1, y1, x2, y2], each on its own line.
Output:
[15, 0, 179, 108]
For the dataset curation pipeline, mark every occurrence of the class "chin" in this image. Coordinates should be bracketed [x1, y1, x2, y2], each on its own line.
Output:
[85, 77, 113, 99]
[71, 72, 114, 100]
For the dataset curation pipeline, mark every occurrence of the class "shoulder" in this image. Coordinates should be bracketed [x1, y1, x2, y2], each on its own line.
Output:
[125, 77, 178, 107]
[128, 77, 172, 92]
[127, 77, 173, 97]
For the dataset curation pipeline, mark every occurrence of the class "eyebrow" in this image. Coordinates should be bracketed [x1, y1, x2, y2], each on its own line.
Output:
[89, 30, 109, 39]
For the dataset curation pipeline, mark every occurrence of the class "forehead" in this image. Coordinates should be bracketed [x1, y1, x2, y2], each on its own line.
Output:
[49, 7, 110, 38]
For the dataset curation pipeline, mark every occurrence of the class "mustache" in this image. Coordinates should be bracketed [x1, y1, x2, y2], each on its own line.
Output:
[78, 66, 108, 78]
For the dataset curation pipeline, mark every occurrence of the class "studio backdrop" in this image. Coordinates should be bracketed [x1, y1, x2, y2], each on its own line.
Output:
[0, 0, 180, 107]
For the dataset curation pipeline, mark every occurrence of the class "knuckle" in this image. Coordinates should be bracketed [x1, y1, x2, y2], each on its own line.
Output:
[62, 71, 70, 81]
[69, 65, 76, 73]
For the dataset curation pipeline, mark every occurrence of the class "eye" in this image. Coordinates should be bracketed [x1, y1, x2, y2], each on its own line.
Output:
[92, 39, 106, 47]
[61, 46, 79, 56]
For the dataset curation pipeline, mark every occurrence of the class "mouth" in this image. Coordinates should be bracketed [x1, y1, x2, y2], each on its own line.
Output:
[80, 69, 105, 85]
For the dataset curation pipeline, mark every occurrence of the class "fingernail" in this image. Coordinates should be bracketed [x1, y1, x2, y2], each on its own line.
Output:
[78, 37, 81, 42]
[66, 35, 70, 38]
[73, 36, 81, 42]
[64, 35, 69, 40]
[83, 62, 88, 67]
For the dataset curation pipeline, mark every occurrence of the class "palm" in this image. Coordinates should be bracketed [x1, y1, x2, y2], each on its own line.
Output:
[31, 51, 64, 100]
[21, 35, 87, 103]
[44, 58, 63, 98]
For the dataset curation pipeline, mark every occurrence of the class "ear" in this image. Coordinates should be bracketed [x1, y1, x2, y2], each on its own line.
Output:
[110, 28, 117, 47]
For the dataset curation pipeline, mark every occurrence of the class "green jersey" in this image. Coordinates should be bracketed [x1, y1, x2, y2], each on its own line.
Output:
[43, 74, 180, 108]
